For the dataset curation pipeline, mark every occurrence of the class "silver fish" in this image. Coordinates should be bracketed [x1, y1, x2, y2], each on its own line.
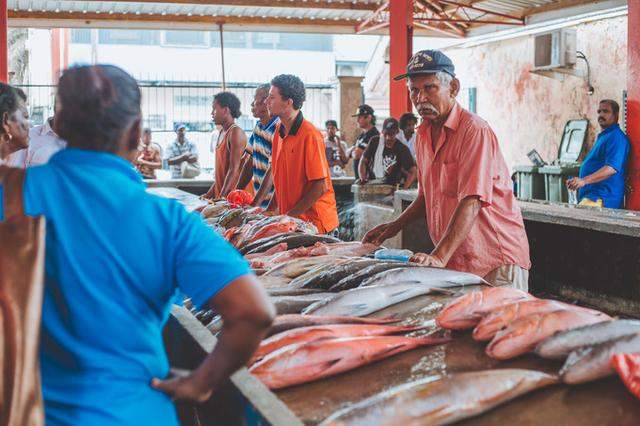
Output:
[535, 319, 640, 360]
[288, 258, 353, 289]
[303, 281, 464, 317]
[320, 369, 558, 426]
[271, 293, 335, 315]
[329, 262, 416, 292]
[299, 258, 379, 290]
[245, 233, 340, 255]
[263, 255, 345, 279]
[560, 332, 640, 384]
[360, 267, 487, 288]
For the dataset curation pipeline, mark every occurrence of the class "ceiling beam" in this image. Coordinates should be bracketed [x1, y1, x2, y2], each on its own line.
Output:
[519, 0, 603, 18]
[63, 0, 382, 12]
[8, 10, 360, 27]
[355, 1, 388, 34]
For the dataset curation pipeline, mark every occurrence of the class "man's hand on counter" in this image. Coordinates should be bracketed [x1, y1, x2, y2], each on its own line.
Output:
[566, 177, 587, 190]
[362, 221, 402, 245]
[409, 252, 446, 268]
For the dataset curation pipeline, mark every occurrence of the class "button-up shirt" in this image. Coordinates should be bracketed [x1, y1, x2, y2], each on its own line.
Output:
[578, 123, 629, 209]
[247, 117, 278, 208]
[415, 102, 530, 277]
[164, 138, 198, 178]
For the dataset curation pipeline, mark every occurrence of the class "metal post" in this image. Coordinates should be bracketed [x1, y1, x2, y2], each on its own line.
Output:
[627, 2, 640, 210]
[0, 0, 7, 83]
[51, 29, 61, 84]
[218, 23, 226, 91]
[389, 0, 413, 117]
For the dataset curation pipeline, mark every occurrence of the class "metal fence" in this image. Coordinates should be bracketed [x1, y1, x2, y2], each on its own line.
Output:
[17, 81, 336, 170]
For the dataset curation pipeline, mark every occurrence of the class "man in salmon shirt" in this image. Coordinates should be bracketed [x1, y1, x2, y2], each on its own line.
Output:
[266, 74, 339, 234]
[363, 50, 531, 290]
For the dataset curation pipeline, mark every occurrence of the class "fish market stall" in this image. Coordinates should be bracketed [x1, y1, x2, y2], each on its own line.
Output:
[158, 188, 640, 425]
[146, 187, 207, 212]
[394, 189, 640, 317]
[145, 176, 215, 196]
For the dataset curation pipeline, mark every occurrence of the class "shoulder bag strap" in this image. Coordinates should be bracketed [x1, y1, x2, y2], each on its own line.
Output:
[0, 166, 26, 220]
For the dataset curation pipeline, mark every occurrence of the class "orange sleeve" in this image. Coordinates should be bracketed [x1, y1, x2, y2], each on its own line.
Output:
[305, 129, 330, 182]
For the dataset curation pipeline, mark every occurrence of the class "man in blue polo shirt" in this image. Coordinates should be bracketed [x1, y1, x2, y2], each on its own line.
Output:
[1, 65, 274, 425]
[567, 99, 630, 209]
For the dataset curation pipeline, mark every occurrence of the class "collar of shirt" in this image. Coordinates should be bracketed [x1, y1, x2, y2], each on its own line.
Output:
[40, 119, 58, 137]
[418, 102, 463, 156]
[258, 116, 279, 131]
[49, 148, 143, 185]
[278, 111, 304, 138]
[599, 123, 621, 137]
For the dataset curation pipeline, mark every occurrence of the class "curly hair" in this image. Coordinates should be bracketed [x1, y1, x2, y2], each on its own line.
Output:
[0, 83, 27, 134]
[56, 65, 141, 153]
[271, 74, 306, 110]
[399, 112, 418, 129]
[214, 91, 242, 119]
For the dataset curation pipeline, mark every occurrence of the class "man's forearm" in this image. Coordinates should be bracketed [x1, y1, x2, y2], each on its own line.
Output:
[431, 196, 481, 264]
[220, 169, 241, 198]
[583, 165, 617, 185]
[288, 179, 325, 217]
[358, 158, 369, 182]
[167, 154, 188, 165]
[403, 168, 417, 189]
[236, 156, 254, 190]
[252, 169, 273, 207]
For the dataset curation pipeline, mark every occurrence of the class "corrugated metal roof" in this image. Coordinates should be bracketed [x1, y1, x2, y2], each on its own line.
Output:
[6, 1, 611, 36]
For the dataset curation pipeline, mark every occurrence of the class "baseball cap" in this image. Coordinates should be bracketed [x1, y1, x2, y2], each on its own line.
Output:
[351, 104, 375, 117]
[393, 49, 456, 81]
[174, 123, 187, 132]
[382, 117, 399, 133]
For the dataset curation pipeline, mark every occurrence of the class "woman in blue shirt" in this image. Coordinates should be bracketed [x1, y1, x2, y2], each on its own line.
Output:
[1, 65, 275, 425]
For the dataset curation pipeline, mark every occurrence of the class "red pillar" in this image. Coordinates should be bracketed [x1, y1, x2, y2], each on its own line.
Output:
[389, 0, 413, 118]
[0, 0, 8, 83]
[627, 2, 640, 210]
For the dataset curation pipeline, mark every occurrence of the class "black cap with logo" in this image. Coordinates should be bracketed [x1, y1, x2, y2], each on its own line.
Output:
[382, 117, 399, 134]
[352, 104, 375, 117]
[393, 49, 456, 81]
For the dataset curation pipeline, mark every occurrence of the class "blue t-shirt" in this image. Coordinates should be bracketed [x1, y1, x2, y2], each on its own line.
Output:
[0, 148, 251, 425]
[578, 124, 630, 209]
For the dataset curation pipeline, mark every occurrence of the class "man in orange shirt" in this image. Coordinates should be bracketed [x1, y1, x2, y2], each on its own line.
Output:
[266, 74, 338, 234]
[364, 50, 530, 290]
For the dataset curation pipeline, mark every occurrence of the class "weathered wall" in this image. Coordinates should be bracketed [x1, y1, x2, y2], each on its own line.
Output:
[446, 16, 627, 170]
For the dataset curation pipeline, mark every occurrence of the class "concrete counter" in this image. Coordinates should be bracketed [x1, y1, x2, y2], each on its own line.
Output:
[393, 189, 640, 316]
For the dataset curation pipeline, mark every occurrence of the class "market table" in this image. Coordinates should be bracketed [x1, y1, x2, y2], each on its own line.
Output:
[146, 187, 207, 212]
[394, 190, 640, 317]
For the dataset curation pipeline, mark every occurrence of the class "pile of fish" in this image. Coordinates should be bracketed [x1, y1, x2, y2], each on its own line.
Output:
[436, 287, 612, 360]
[321, 369, 558, 426]
[249, 318, 450, 389]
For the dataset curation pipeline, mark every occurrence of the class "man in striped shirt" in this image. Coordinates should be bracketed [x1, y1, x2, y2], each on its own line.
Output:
[237, 84, 278, 208]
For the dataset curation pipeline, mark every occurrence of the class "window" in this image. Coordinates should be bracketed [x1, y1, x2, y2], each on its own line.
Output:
[252, 33, 280, 50]
[144, 114, 166, 131]
[99, 30, 159, 45]
[162, 31, 209, 48]
[71, 29, 91, 44]
[174, 95, 211, 107]
[223, 32, 248, 49]
[277, 33, 332, 52]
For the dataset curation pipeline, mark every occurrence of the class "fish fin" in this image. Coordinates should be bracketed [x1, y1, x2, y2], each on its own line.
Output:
[429, 287, 457, 295]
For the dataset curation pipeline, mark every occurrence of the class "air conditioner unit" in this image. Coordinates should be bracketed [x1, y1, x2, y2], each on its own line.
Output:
[533, 28, 577, 71]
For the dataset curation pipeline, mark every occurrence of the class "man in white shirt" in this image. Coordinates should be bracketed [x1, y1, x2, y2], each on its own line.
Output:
[396, 112, 418, 157]
[27, 116, 67, 165]
[1, 116, 67, 168]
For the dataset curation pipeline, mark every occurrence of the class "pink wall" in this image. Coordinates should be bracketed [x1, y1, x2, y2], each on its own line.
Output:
[446, 16, 627, 170]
